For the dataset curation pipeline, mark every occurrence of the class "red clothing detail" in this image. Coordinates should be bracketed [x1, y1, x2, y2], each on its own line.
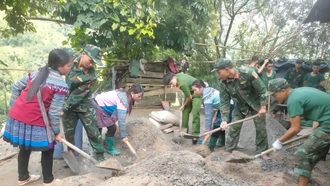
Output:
[8, 79, 54, 127]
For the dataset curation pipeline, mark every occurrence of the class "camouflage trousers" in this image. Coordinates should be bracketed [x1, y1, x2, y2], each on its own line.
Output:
[294, 124, 330, 178]
[62, 104, 105, 154]
[225, 106, 268, 154]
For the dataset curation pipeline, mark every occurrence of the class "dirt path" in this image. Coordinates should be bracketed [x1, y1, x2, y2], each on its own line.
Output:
[0, 109, 329, 186]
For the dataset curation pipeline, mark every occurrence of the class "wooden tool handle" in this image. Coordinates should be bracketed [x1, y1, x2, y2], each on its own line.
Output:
[61, 139, 98, 164]
[125, 141, 137, 155]
[59, 118, 68, 152]
[200, 114, 259, 137]
[254, 133, 310, 158]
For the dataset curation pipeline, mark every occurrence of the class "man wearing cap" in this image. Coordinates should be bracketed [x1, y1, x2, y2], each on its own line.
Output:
[268, 78, 330, 186]
[214, 58, 269, 159]
[163, 72, 202, 144]
[62, 44, 106, 162]
[284, 59, 305, 89]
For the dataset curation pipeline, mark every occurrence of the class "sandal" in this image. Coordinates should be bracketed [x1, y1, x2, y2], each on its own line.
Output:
[43, 178, 61, 186]
[18, 174, 41, 185]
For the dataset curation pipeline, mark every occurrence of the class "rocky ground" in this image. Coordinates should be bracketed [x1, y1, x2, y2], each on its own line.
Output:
[0, 109, 329, 186]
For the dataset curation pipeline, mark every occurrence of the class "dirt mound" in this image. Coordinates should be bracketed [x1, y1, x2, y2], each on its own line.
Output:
[113, 118, 175, 161]
[101, 176, 171, 186]
[53, 173, 108, 186]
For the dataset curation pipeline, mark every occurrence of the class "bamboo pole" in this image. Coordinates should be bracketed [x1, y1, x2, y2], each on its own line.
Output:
[0, 68, 33, 72]
[195, 42, 265, 54]
[2, 80, 8, 114]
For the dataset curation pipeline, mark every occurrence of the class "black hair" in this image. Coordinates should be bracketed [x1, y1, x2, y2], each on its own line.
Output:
[266, 59, 274, 65]
[296, 59, 303, 64]
[26, 49, 70, 101]
[312, 62, 320, 66]
[251, 56, 259, 62]
[123, 83, 144, 115]
[192, 80, 206, 88]
[313, 85, 326, 92]
[163, 72, 176, 85]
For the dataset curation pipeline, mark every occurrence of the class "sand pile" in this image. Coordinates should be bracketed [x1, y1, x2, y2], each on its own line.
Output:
[113, 118, 176, 161]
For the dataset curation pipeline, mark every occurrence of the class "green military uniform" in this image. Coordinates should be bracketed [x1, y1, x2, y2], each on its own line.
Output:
[284, 68, 305, 88]
[259, 70, 276, 88]
[62, 44, 105, 160]
[213, 59, 268, 154]
[268, 80, 330, 179]
[176, 73, 202, 136]
[304, 72, 325, 87]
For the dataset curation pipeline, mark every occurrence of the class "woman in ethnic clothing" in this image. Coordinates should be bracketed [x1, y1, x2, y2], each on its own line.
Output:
[192, 80, 234, 151]
[92, 83, 144, 155]
[3, 49, 72, 186]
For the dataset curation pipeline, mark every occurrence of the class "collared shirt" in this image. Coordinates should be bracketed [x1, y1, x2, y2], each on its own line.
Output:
[63, 56, 98, 112]
[219, 66, 267, 121]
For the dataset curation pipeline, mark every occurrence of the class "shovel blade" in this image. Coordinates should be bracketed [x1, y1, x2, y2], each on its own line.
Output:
[62, 151, 80, 174]
[225, 157, 254, 163]
[96, 158, 123, 171]
[181, 132, 199, 139]
[161, 101, 170, 110]
[225, 150, 254, 163]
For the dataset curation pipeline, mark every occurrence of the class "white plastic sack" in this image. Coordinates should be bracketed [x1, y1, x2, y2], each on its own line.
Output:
[149, 110, 180, 126]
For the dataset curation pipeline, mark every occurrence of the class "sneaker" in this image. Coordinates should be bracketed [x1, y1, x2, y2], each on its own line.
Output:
[18, 175, 41, 186]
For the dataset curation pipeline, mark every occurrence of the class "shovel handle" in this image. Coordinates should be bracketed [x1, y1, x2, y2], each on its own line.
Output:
[200, 114, 259, 137]
[61, 138, 98, 164]
[254, 133, 310, 158]
[125, 141, 137, 155]
[59, 118, 68, 152]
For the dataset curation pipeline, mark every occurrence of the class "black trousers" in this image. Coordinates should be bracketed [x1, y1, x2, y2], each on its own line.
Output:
[18, 148, 54, 183]
[98, 124, 117, 137]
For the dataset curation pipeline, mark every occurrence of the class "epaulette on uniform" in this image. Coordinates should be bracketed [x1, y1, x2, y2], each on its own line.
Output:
[238, 66, 258, 79]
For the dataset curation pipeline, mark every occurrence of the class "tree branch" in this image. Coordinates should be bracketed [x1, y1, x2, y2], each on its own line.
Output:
[26, 17, 68, 24]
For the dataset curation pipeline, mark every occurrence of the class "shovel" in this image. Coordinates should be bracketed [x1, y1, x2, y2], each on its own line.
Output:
[60, 118, 80, 174]
[161, 86, 170, 110]
[181, 114, 259, 139]
[125, 141, 137, 156]
[226, 133, 310, 163]
[174, 111, 187, 137]
[61, 138, 123, 170]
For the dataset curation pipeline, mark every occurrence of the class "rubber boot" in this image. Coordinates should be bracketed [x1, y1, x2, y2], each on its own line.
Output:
[208, 136, 218, 151]
[216, 134, 226, 148]
[106, 137, 121, 155]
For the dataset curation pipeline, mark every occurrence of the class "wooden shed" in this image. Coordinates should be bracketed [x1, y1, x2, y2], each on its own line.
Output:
[101, 60, 180, 108]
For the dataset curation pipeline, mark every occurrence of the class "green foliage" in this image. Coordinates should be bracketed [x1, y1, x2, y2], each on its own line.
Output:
[0, 0, 50, 37]
[56, 0, 210, 60]
[187, 63, 220, 90]
[0, 16, 69, 119]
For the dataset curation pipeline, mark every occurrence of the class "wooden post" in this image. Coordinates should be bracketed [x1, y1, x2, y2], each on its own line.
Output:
[2, 79, 8, 114]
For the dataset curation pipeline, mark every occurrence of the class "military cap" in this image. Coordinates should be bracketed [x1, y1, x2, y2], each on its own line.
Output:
[267, 78, 290, 95]
[211, 58, 233, 72]
[83, 44, 104, 66]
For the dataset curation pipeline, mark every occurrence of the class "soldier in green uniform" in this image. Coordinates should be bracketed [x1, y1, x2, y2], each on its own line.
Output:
[163, 72, 202, 144]
[268, 78, 330, 186]
[284, 59, 305, 88]
[213, 58, 269, 159]
[304, 62, 325, 88]
[62, 44, 106, 161]
[248, 56, 259, 73]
